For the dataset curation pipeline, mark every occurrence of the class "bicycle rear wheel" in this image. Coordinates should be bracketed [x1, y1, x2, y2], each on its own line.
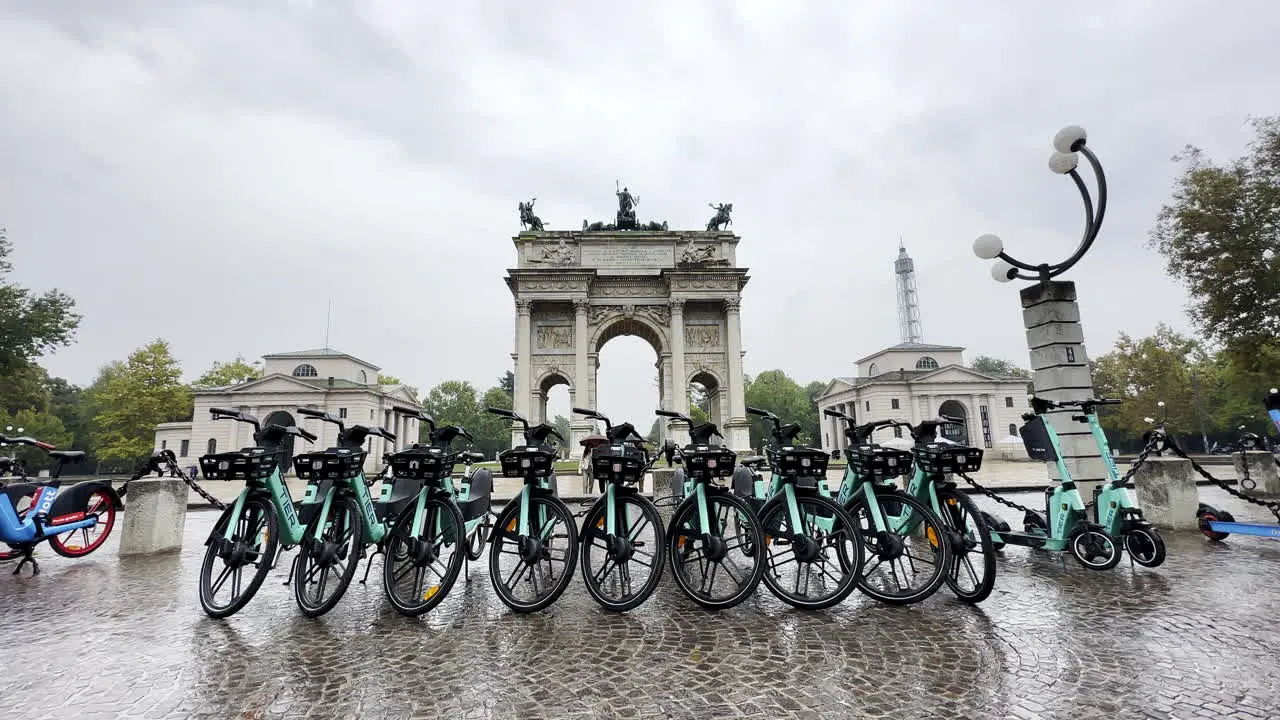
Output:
[936, 488, 996, 604]
[580, 491, 666, 612]
[293, 494, 364, 618]
[667, 490, 764, 610]
[199, 495, 279, 618]
[757, 493, 861, 609]
[489, 495, 579, 613]
[846, 489, 951, 605]
[383, 496, 466, 616]
[49, 487, 119, 558]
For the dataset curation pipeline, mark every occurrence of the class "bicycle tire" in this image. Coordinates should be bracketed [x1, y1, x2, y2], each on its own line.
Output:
[488, 495, 579, 613]
[293, 494, 364, 618]
[579, 492, 666, 612]
[1069, 525, 1122, 570]
[667, 490, 765, 610]
[1124, 525, 1166, 568]
[199, 495, 279, 619]
[48, 487, 119, 558]
[757, 492, 862, 610]
[846, 489, 952, 605]
[382, 496, 466, 616]
[936, 488, 997, 604]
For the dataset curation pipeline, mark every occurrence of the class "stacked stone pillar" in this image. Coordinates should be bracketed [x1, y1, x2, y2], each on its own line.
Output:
[1021, 281, 1107, 495]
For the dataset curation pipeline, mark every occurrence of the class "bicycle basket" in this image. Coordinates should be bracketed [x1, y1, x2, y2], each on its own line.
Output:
[848, 444, 915, 480]
[294, 448, 367, 481]
[772, 447, 829, 478]
[199, 448, 277, 481]
[387, 446, 456, 481]
[499, 445, 556, 479]
[680, 445, 737, 482]
[591, 443, 648, 485]
[914, 443, 984, 474]
[1019, 416, 1058, 462]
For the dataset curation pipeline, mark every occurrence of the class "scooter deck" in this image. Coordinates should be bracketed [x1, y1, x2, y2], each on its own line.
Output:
[992, 530, 1048, 549]
[1206, 521, 1280, 539]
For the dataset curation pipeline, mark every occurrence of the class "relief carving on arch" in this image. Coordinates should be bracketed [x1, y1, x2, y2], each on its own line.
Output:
[684, 325, 721, 348]
[535, 325, 574, 349]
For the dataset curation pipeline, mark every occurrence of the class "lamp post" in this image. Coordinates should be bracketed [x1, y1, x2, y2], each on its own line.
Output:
[973, 126, 1108, 283]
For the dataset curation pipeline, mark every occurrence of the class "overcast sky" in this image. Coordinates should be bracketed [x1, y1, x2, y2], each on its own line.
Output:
[3, 1, 1278, 429]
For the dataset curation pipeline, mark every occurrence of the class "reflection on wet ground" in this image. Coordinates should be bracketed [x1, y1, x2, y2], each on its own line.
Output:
[2, 488, 1278, 719]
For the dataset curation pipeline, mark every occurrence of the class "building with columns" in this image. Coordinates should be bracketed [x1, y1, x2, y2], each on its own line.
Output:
[815, 342, 1032, 458]
[153, 348, 423, 475]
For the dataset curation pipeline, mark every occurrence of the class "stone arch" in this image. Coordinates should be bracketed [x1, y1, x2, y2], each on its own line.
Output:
[938, 399, 969, 445]
[535, 369, 573, 426]
[591, 314, 667, 356]
[262, 410, 297, 473]
[688, 368, 724, 428]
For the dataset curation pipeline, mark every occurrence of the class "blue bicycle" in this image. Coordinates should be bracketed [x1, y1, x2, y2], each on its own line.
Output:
[1, 433, 117, 574]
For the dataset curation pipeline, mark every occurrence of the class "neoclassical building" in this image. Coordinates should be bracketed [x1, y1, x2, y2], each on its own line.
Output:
[154, 348, 423, 474]
[816, 342, 1032, 458]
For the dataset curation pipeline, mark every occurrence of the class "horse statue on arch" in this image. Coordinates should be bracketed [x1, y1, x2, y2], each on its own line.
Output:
[519, 198, 545, 231]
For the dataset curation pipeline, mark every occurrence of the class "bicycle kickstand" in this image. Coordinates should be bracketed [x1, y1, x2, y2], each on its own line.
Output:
[12, 550, 39, 576]
[359, 548, 383, 585]
[282, 555, 297, 586]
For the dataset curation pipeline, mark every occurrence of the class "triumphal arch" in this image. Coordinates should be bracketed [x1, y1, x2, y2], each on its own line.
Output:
[508, 189, 749, 455]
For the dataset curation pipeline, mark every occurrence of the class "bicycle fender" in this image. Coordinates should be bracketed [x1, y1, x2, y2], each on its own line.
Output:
[49, 480, 119, 518]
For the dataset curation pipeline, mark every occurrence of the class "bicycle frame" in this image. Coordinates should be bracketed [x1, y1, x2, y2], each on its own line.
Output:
[1083, 411, 1143, 536]
[0, 486, 101, 545]
[219, 467, 313, 547]
[993, 412, 1089, 552]
[823, 465, 924, 537]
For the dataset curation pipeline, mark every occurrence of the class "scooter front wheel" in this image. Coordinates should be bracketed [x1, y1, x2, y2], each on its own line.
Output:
[1069, 525, 1121, 570]
[1196, 504, 1233, 542]
[1124, 525, 1166, 568]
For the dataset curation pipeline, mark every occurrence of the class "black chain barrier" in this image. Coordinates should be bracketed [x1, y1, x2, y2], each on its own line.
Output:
[1164, 443, 1280, 523]
[119, 471, 227, 511]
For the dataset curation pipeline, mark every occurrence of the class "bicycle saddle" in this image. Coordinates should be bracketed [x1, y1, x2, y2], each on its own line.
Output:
[739, 456, 767, 468]
[49, 450, 86, 462]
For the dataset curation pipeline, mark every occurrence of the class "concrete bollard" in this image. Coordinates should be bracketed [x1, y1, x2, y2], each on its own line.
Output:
[651, 468, 681, 521]
[1131, 457, 1199, 530]
[1231, 451, 1280, 496]
[119, 478, 190, 555]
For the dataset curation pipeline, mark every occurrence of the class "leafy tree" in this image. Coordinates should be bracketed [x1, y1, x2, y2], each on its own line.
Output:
[1149, 116, 1280, 366]
[744, 370, 818, 450]
[970, 355, 1031, 378]
[552, 414, 571, 449]
[46, 376, 92, 457]
[192, 355, 263, 388]
[377, 373, 401, 385]
[421, 380, 483, 438]
[91, 340, 191, 464]
[0, 228, 81, 373]
[1091, 325, 1207, 440]
[498, 371, 515, 396]
[0, 407, 72, 473]
[472, 385, 515, 457]
[0, 360, 51, 415]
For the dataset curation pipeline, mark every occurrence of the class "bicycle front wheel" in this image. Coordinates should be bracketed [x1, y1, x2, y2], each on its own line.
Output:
[580, 491, 666, 612]
[293, 494, 364, 618]
[847, 489, 951, 605]
[382, 496, 466, 616]
[667, 490, 764, 610]
[758, 492, 862, 610]
[199, 495, 279, 618]
[489, 495, 579, 613]
[936, 488, 997, 604]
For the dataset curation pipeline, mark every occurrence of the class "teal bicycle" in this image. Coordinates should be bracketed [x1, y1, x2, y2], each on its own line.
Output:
[658, 410, 766, 610]
[197, 408, 321, 618]
[379, 411, 494, 617]
[572, 407, 666, 612]
[824, 409, 995, 603]
[731, 408, 863, 609]
[484, 407, 579, 613]
[285, 407, 398, 617]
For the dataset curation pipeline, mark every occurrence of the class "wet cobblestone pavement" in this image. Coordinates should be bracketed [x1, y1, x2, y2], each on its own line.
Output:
[3, 488, 1279, 720]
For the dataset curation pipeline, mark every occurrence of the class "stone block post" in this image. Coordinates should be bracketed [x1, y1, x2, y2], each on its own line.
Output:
[651, 467, 681, 520]
[1021, 281, 1108, 495]
[1232, 451, 1280, 495]
[119, 478, 190, 555]
[1131, 457, 1199, 530]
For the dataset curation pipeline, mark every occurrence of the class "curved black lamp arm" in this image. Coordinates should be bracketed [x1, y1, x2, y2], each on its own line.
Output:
[976, 127, 1109, 283]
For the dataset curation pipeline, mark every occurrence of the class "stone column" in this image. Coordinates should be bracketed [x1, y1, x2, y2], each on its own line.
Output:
[568, 301, 592, 458]
[1021, 281, 1106, 494]
[968, 393, 979, 447]
[1232, 451, 1280, 495]
[667, 300, 690, 446]
[119, 478, 191, 555]
[1132, 456, 1199, 530]
[513, 299, 533, 447]
[723, 298, 750, 451]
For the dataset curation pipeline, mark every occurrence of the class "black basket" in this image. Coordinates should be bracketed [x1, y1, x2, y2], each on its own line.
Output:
[848, 444, 915, 480]
[591, 443, 649, 485]
[681, 445, 738, 482]
[771, 447, 829, 478]
[387, 446, 456, 481]
[915, 443, 984, 474]
[199, 449, 277, 481]
[294, 448, 367, 481]
[1019, 416, 1058, 462]
[499, 445, 557, 479]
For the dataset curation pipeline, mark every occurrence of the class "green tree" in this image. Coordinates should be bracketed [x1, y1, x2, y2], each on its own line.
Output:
[743, 370, 817, 450]
[1091, 325, 1206, 438]
[420, 380, 483, 438]
[0, 407, 72, 473]
[970, 355, 1031, 378]
[1149, 117, 1280, 366]
[192, 355, 263, 388]
[552, 414, 571, 450]
[91, 340, 191, 465]
[471, 385, 514, 457]
[375, 373, 419, 400]
[46, 376, 92, 457]
[0, 360, 51, 415]
[498, 371, 515, 396]
[0, 228, 81, 373]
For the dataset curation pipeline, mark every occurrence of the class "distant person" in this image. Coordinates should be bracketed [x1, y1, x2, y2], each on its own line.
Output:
[580, 446, 594, 494]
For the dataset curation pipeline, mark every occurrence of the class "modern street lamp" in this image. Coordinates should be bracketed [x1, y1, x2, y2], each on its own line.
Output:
[973, 126, 1108, 282]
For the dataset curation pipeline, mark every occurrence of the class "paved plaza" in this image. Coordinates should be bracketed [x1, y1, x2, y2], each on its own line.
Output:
[3, 488, 1279, 720]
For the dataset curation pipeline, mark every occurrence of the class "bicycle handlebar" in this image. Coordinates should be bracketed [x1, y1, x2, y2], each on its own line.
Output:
[0, 435, 56, 451]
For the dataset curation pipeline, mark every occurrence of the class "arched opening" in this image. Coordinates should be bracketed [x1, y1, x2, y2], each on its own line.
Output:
[207, 438, 217, 455]
[938, 400, 969, 445]
[1008, 423, 1018, 437]
[537, 372, 572, 456]
[262, 410, 297, 473]
[292, 364, 318, 377]
[594, 316, 664, 445]
[868, 363, 880, 377]
[689, 370, 723, 430]
[915, 356, 939, 370]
